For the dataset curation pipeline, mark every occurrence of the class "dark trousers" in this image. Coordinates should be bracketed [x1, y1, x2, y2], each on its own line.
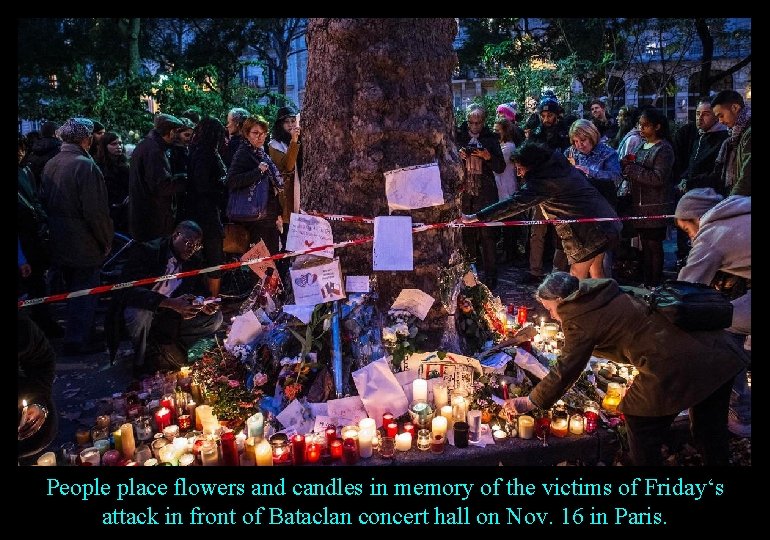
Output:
[59, 265, 101, 347]
[624, 379, 733, 466]
[240, 219, 281, 257]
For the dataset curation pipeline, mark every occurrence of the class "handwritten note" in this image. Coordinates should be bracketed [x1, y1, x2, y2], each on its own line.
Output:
[312, 415, 335, 433]
[276, 399, 314, 433]
[345, 275, 371, 293]
[282, 304, 316, 324]
[286, 213, 334, 259]
[384, 163, 445, 212]
[391, 288, 435, 320]
[241, 240, 279, 281]
[290, 258, 346, 306]
[326, 396, 368, 426]
[373, 216, 413, 271]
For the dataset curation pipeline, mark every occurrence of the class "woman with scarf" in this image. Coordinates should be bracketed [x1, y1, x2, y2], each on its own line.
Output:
[225, 115, 283, 256]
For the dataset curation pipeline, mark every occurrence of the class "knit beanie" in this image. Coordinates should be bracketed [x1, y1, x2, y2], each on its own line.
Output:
[496, 102, 518, 121]
[59, 117, 94, 144]
[674, 188, 723, 220]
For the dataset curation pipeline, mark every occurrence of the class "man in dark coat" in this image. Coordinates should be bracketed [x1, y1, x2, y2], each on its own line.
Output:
[115, 220, 222, 375]
[26, 121, 61, 185]
[128, 113, 187, 242]
[506, 272, 746, 465]
[456, 105, 506, 288]
[40, 117, 113, 356]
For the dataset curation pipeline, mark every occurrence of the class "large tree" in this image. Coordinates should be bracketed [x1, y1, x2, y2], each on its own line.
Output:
[302, 18, 464, 343]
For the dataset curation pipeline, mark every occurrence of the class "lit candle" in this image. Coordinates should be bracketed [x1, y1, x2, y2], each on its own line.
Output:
[329, 439, 343, 460]
[358, 429, 374, 458]
[255, 439, 273, 466]
[200, 440, 219, 466]
[569, 414, 585, 435]
[120, 422, 136, 459]
[492, 429, 508, 443]
[431, 416, 448, 438]
[37, 451, 57, 466]
[158, 443, 178, 465]
[431, 433, 445, 454]
[385, 422, 398, 438]
[432, 381, 449, 409]
[416, 429, 431, 451]
[20, 399, 29, 430]
[172, 436, 188, 457]
[358, 418, 376, 432]
[154, 407, 172, 432]
[291, 434, 306, 466]
[550, 418, 569, 438]
[440, 405, 454, 430]
[412, 378, 428, 402]
[341, 425, 359, 441]
[179, 453, 195, 466]
[395, 432, 412, 451]
[151, 436, 169, 459]
[220, 431, 239, 466]
[451, 395, 467, 423]
[177, 414, 192, 432]
[402, 422, 415, 440]
[540, 317, 545, 330]
[163, 424, 179, 441]
[179, 366, 192, 378]
[325, 425, 338, 445]
[306, 437, 322, 463]
[194, 405, 212, 431]
[382, 412, 394, 429]
[518, 415, 535, 439]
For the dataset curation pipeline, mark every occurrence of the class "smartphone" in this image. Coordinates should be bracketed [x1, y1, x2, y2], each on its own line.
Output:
[203, 297, 222, 305]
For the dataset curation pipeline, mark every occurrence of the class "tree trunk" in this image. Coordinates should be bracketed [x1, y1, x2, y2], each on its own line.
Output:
[302, 18, 463, 346]
[127, 18, 141, 80]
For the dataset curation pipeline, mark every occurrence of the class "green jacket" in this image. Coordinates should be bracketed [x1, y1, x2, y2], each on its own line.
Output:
[528, 279, 746, 416]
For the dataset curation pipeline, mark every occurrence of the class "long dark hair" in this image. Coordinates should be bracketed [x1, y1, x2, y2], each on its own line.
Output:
[639, 107, 672, 144]
[95, 132, 128, 170]
[190, 116, 226, 154]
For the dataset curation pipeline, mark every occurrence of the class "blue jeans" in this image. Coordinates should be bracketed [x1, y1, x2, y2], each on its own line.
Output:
[124, 306, 223, 367]
[59, 265, 101, 347]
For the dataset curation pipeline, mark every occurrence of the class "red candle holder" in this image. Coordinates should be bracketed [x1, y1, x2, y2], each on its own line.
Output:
[291, 434, 306, 466]
[220, 431, 239, 466]
[341, 438, 359, 465]
[385, 422, 398, 438]
[382, 412, 394, 429]
[403, 422, 416, 440]
[516, 306, 528, 326]
[305, 442, 321, 463]
[154, 407, 172, 432]
[325, 425, 337, 446]
[177, 414, 191, 432]
[584, 411, 599, 434]
[329, 439, 343, 460]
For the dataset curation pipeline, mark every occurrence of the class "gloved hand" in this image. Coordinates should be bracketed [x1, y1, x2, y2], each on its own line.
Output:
[505, 396, 534, 415]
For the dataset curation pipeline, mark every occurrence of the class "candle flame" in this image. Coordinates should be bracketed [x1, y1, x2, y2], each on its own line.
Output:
[22, 399, 28, 407]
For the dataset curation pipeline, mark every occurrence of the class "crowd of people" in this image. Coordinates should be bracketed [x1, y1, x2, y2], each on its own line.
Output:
[18, 89, 750, 463]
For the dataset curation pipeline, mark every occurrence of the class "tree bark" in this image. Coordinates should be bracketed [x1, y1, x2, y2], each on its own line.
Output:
[302, 18, 464, 344]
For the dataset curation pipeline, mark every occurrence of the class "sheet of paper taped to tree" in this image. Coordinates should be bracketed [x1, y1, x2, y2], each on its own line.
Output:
[384, 162, 445, 212]
[373, 216, 413, 271]
[345, 275, 370, 293]
[391, 288, 435, 320]
[286, 213, 334, 259]
[242, 240, 279, 280]
[290, 258, 346, 306]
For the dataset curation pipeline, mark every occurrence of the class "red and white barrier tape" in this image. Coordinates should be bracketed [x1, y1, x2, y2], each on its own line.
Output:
[18, 213, 673, 308]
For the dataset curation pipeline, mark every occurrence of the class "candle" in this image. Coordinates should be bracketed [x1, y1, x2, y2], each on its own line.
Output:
[220, 431, 239, 466]
[516, 305, 528, 326]
[385, 422, 398, 438]
[93, 438, 110, 456]
[382, 412, 394, 429]
[134, 444, 152, 465]
[151, 437, 169, 460]
[172, 436, 188, 458]
[402, 422, 415, 440]
[255, 439, 273, 466]
[179, 453, 195, 466]
[246, 412, 264, 440]
[329, 439, 343, 460]
[306, 439, 322, 463]
[550, 418, 569, 438]
[453, 421, 469, 448]
[270, 434, 291, 466]
[412, 378, 428, 402]
[163, 424, 180, 441]
[416, 429, 431, 451]
[120, 422, 136, 459]
[341, 425, 359, 441]
[179, 366, 192, 378]
[584, 411, 599, 434]
[492, 429, 508, 443]
[79, 447, 100, 466]
[111, 426, 123, 455]
[177, 414, 192, 432]
[200, 440, 219, 466]
[518, 415, 534, 439]
[432, 381, 449, 408]
[395, 432, 412, 452]
[37, 451, 57, 466]
[431, 433, 445, 454]
[569, 415, 585, 435]
[186, 402, 197, 429]
[154, 407, 172, 432]
[133, 416, 153, 443]
[291, 434, 306, 466]
[75, 427, 91, 446]
[467, 410, 482, 442]
[342, 438, 359, 464]
[358, 430, 374, 458]
[95, 414, 111, 429]
[158, 443, 178, 465]
[440, 405, 454, 430]
[190, 381, 202, 404]
[451, 395, 467, 423]
[325, 425, 338, 445]
[533, 334, 544, 345]
[431, 416, 448, 438]
[358, 418, 376, 432]
[378, 436, 395, 459]
[195, 405, 212, 431]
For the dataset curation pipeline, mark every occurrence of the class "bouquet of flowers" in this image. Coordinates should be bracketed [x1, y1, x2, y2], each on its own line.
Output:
[456, 278, 506, 354]
[382, 309, 426, 372]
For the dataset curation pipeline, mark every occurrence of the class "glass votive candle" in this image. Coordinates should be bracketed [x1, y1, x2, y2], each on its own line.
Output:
[453, 421, 469, 448]
[402, 422, 416, 440]
[255, 439, 273, 466]
[325, 425, 338, 445]
[408, 400, 434, 429]
[79, 446, 100, 466]
[416, 429, 431, 451]
[382, 412, 394, 429]
[305, 436, 322, 463]
[385, 422, 398, 438]
[431, 433, 445, 454]
[60, 442, 78, 465]
[179, 453, 195, 467]
[133, 415, 153, 443]
[291, 434, 306, 466]
[246, 412, 264, 440]
[75, 427, 91, 446]
[518, 415, 534, 439]
[569, 413, 585, 435]
[440, 405, 454, 431]
[93, 438, 111, 456]
[378, 436, 395, 459]
[101, 449, 122, 466]
[151, 437, 169, 460]
[134, 444, 152, 465]
[341, 425, 359, 441]
[270, 434, 292, 466]
[342, 438, 359, 464]
[199, 440, 219, 466]
[451, 392, 468, 423]
[37, 451, 57, 466]
[177, 414, 192, 432]
[329, 439, 343, 460]
[584, 410, 599, 434]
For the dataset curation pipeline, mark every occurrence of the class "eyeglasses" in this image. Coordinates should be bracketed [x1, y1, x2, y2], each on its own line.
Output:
[176, 234, 202, 252]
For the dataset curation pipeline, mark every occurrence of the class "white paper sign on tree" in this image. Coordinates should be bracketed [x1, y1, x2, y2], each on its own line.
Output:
[241, 240, 279, 281]
[289, 258, 346, 306]
[391, 288, 435, 320]
[384, 162, 445, 212]
[373, 216, 413, 271]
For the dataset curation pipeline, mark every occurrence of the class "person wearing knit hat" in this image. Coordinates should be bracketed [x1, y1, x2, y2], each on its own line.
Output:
[676, 190, 751, 438]
[58, 117, 94, 144]
[496, 102, 518, 122]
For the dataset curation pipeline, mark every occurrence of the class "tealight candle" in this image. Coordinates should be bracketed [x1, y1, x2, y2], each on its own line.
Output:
[255, 439, 273, 466]
[163, 424, 180, 441]
[569, 414, 585, 435]
[37, 451, 57, 466]
[518, 415, 534, 439]
[416, 429, 431, 451]
[492, 429, 507, 443]
[395, 432, 412, 451]
[412, 378, 428, 402]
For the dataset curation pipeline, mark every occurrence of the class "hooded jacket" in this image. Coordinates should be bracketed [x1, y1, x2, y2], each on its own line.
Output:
[528, 279, 746, 416]
[477, 150, 621, 264]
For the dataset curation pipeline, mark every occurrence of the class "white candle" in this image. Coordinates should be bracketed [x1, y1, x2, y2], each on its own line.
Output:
[413, 378, 428, 402]
[432, 381, 449, 408]
[533, 333, 544, 344]
[37, 451, 57, 466]
[440, 405, 454, 430]
[358, 418, 376, 432]
[569, 416, 585, 435]
[235, 430, 247, 452]
[492, 429, 507, 442]
[431, 416, 448, 438]
[255, 439, 273, 466]
[451, 395, 467, 423]
[518, 415, 534, 439]
[395, 432, 412, 451]
[358, 429, 374, 458]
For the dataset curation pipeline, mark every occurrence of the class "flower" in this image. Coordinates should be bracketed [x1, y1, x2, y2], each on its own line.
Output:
[382, 309, 426, 372]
